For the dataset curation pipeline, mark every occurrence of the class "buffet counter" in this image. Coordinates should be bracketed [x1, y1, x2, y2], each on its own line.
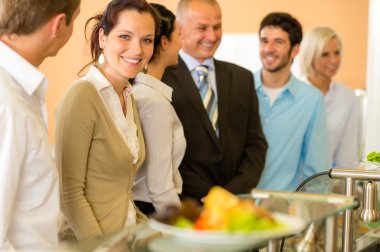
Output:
[60, 189, 358, 252]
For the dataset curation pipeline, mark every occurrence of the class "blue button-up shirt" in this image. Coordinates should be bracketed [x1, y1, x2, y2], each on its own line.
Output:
[254, 70, 328, 191]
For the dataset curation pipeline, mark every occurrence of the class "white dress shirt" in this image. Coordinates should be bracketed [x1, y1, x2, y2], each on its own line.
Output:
[324, 82, 359, 168]
[0, 42, 59, 250]
[304, 78, 359, 168]
[133, 72, 186, 214]
[82, 65, 139, 226]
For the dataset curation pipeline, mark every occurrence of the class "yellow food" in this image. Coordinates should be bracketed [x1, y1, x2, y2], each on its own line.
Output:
[192, 186, 278, 232]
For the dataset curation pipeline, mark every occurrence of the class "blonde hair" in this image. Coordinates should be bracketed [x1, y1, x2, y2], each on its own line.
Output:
[299, 27, 342, 77]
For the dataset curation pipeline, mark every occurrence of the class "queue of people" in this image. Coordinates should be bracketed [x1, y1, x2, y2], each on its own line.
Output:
[0, 0, 359, 250]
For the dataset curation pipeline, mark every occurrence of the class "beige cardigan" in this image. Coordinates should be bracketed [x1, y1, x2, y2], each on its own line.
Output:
[55, 80, 146, 240]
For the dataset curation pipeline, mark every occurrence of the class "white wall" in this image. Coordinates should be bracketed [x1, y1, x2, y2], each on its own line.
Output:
[215, 34, 261, 74]
[215, 33, 303, 78]
[364, 0, 380, 155]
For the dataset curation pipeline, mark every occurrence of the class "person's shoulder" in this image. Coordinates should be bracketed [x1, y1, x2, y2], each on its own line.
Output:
[290, 77, 325, 107]
[134, 85, 166, 106]
[135, 89, 171, 111]
[293, 77, 323, 96]
[134, 78, 170, 105]
[63, 79, 98, 99]
[0, 68, 29, 113]
[68, 79, 96, 92]
[162, 64, 182, 83]
[0, 71, 13, 101]
[57, 80, 100, 112]
[333, 82, 356, 98]
[56, 80, 101, 120]
[163, 59, 185, 74]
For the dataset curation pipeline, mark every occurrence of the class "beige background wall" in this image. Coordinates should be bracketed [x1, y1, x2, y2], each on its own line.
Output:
[42, 0, 369, 142]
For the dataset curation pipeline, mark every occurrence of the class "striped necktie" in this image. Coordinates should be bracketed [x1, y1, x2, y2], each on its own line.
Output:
[195, 65, 218, 131]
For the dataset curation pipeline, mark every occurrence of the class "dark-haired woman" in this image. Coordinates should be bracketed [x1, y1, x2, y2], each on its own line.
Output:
[132, 3, 186, 216]
[54, 0, 159, 240]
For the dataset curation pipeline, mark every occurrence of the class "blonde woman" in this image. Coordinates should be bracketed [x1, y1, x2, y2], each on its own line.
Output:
[299, 27, 358, 168]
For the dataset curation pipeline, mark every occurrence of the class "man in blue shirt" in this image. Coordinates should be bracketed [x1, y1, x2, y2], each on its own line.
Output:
[254, 12, 328, 191]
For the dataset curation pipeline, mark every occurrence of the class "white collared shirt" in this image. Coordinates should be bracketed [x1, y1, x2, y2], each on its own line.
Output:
[0, 42, 59, 250]
[303, 78, 359, 168]
[132, 72, 186, 214]
[82, 66, 140, 165]
[82, 65, 139, 226]
[324, 82, 359, 168]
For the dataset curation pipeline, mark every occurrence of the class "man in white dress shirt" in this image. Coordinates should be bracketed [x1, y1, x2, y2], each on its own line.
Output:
[0, 0, 80, 250]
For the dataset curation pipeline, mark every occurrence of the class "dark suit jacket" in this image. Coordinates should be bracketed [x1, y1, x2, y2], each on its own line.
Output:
[162, 57, 267, 200]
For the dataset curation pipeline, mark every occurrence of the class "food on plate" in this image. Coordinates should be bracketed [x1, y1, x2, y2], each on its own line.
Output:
[367, 151, 380, 163]
[154, 186, 281, 233]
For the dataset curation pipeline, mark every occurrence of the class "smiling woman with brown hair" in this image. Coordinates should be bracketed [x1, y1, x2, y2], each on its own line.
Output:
[54, 0, 160, 241]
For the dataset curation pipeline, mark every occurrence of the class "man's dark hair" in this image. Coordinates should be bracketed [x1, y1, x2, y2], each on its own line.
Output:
[259, 12, 302, 48]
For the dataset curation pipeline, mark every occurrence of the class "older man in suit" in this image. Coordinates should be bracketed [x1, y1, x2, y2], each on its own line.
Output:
[162, 0, 267, 201]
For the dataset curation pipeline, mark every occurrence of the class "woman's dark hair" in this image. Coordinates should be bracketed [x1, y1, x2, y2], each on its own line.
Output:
[259, 12, 302, 48]
[149, 3, 176, 61]
[79, 0, 160, 75]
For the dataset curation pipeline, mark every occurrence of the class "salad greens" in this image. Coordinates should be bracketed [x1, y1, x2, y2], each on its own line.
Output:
[367, 152, 380, 163]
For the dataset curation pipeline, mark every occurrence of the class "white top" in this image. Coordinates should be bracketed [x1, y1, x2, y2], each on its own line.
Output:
[262, 85, 287, 107]
[0, 41, 59, 250]
[304, 78, 359, 168]
[82, 65, 139, 226]
[132, 72, 186, 214]
[325, 82, 359, 168]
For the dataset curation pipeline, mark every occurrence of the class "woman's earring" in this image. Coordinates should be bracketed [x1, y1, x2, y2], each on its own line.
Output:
[98, 53, 105, 65]
[143, 64, 148, 74]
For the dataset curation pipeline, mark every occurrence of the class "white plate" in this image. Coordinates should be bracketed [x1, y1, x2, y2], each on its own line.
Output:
[360, 160, 380, 170]
[148, 212, 306, 251]
[148, 236, 262, 252]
